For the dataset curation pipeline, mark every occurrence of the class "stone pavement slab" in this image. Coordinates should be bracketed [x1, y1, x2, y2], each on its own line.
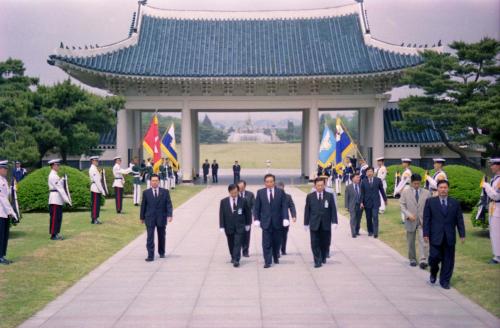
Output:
[19, 186, 499, 328]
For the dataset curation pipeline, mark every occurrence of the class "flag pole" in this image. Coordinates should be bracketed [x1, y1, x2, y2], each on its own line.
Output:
[339, 118, 365, 162]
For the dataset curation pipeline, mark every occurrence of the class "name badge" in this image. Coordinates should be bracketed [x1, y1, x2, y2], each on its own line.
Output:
[324, 200, 329, 208]
[237, 208, 243, 215]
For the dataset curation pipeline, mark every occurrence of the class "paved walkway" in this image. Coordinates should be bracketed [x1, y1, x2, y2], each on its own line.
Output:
[20, 186, 499, 328]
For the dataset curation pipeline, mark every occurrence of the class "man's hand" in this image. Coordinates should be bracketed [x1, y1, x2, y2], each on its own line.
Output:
[424, 236, 429, 243]
[460, 237, 465, 244]
[245, 225, 250, 232]
[408, 214, 416, 221]
[167, 217, 173, 223]
[253, 220, 260, 227]
[283, 219, 290, 227]
[292, 217, 297, 223]
[332, 223, 338, 230]
[219, 228, 225, 233]
[140, 219, 145, 224]
[385, 200, 388, 206]
[304, 225, 309, 231]
[360, 203, 364, 209]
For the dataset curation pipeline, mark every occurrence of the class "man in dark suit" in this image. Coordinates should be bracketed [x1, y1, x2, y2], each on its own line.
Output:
[211, 160, 219, 183]
[202, 159, 210, 184]
[304, 178, 338, 268]
[140, 174, 173, 262]
[237, 180, 255, 257]
[423, 180, 465, 289]
[345, 172, 363, 238]
[219, 184, 252, 267]
[277, 182, 297, 256]
[254, 174, 289, 268]
[233, 161, 241, 184]
[360, 167, 387, 238]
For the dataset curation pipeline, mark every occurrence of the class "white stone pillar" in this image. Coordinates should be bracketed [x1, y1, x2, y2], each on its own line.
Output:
[301, 110, 306, 177]
[372, 95, 389, 166]
[181, 102, 193, 182]
[133, 111, 142, 159]
[116, 109, 128, 167]
[191, 111, 199, 178]
[308, 104, 319, 181]
[303, 109, 310, 178]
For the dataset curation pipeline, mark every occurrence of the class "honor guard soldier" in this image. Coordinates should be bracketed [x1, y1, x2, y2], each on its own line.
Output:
[394, 158, 413, 223]
[211, 160, 219, 183]
[202, 159, 210, 184]
[112, 156, 132, 213]
[13, 161, 27, 182]
[159, 158, 167, 189]
[131, 157, 142, 205]
[167, 161, 175, 190]
[48, 159, 71, 240]
[483, 158, 500, 264]
[0, 160, 18, 265]
[89, 156, 106, 224]
[426, 158, 448, 195]
[359, 159, 369, 180]
[343, 160, 354, 186]
[375, 157, 388, 213]
[145, 158, 153, 189]
[233, 161, 241, 184]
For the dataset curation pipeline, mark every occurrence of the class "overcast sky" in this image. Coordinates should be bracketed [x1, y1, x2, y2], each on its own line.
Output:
[0, 0, 498, 121]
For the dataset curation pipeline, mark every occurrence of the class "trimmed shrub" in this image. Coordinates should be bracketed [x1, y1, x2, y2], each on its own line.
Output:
[435, 165, 482, 211]
[101, 166, 134, 198]
[386, 165, 426, 196]
[17, 166, 105, 212]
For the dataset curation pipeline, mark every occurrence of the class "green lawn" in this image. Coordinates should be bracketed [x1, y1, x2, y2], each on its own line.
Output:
[0, 185, 204, 328]
[297, 185, 500, 317]
[197, 143, 301, 169]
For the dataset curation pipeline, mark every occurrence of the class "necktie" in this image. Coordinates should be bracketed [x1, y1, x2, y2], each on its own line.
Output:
[441, 199, 446, 211]
[415, 189, 419, 203]
[269, 189, 274, 203]
[355, 185, 359, 197]
[319, 193, 322, 202]
[154, 189, 157, 198]
[233, 198, 237, 212]
[240, 192, 244, 198]
[369, 178, 373, 185]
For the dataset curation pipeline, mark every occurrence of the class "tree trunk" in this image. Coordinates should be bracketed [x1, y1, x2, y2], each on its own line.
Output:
[435, 128, 481, 170]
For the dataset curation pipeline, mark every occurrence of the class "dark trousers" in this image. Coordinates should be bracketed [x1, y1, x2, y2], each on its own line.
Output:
[349, 207, 362, 237]
[365, 207, 380, 236]
[262, 227, 282, 265]
[0, 217, 10, 258]
[233, 173, 240, 184]
[90, 192, 101, 221]
[212, 173, 218, 183]
[203, 173, 208, 183]
[225, 231, 244, 263]
[146, 222, 166, 259]
[429, 236, 455, 285]
[310, 223, 331, 265]
[49, 204, 63, 236]
[114, 187, 123, 213]
[242, 227, 251, 255]
[281, 226, 289, 253]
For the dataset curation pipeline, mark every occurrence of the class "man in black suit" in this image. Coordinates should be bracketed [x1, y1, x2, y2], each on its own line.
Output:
[304, 178, 338, 268]
[219, 184, 252, 267]
[360, 167, 387, 238]
[202, 159, 210, 184]
[140, 174, 173, 262]
[254, 174, 289, 268]
[277, 182, 297, 256]
[233, 161, 241, 184]
[237, 180, 255, 257]
[423, 180, 465, 289]
[211, 160, 219, 183]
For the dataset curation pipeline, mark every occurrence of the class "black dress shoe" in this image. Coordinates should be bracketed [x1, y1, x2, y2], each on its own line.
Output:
[95, 219, 102, 224]
[281, 251, 287, 256]
[356, 232, 360, 236]
[0, 258, 10, 265]
[145, 258, 154, 262]
[440, 283, 450, 290]
[263, 264, 271, 268]
[243, 253, 250, 258]
[373, 235, 378, 239]
[314, 263, 322, 268]
[233, 262, 240, 268]
[419, 262, 428, 270]
[429, 275, 437, 284]
[352, 235, 357, 238]
[368, 233, 373, 237]
[410, 260, 417, 267]
[488, 259, 499, 264]
[159, 254, 165, 258]
[273, 259, 279, 264]
[327, 254, 331, 258]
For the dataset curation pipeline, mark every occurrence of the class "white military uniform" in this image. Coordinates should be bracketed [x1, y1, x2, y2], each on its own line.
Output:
[426, 169, 448, 195]
[48, 170, 71, 206]
[483, 174, 500, 261]
[0, 176, 16, 219]
[112, 163, 132, 188]
[89, 164, 106, 194]
[376, 165, 387, 213]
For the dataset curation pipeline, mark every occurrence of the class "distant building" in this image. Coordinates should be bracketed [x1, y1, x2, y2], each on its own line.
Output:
[227, 116, 282, 143]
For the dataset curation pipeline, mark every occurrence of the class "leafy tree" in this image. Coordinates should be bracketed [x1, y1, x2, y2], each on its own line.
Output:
[397, 38, 500, 168]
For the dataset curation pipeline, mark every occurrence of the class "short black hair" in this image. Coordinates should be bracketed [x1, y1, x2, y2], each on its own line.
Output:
[351, 172, 360, 179]
[237, 180, 247, 186]
[264, 174, 275, 182]
[411, 173, 422, 182]
[437, 180, 449, 187]
[366, 166, 374, 172]
[314, 177, 325, 185]
[228, 184, 239, 192]
[150, 174, 160, 180]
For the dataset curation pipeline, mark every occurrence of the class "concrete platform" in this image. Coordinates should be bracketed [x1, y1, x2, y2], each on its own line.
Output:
[19, 186, 499, 328]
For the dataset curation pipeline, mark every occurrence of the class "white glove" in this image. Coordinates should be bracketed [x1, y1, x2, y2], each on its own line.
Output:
[332, 223, 338, 230]
[304, 225, 309, 231]
[283, 219, 290, 227]
[245, 225, 250, 232]
[253, 220, 261, 227]
[219, 228, 225, 233]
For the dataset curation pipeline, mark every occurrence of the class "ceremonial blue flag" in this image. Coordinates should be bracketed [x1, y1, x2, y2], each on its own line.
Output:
[161, 123, 179, 170]
[318, 125, 336, 168]
[335, 117, 354, 172]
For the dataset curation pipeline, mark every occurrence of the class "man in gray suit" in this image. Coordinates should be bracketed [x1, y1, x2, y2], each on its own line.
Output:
[400, 173, 431, 268]
[345, 172, 363, 238]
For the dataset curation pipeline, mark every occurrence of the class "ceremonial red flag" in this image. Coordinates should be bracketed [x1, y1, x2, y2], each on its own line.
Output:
[143, 115, 161, 172]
